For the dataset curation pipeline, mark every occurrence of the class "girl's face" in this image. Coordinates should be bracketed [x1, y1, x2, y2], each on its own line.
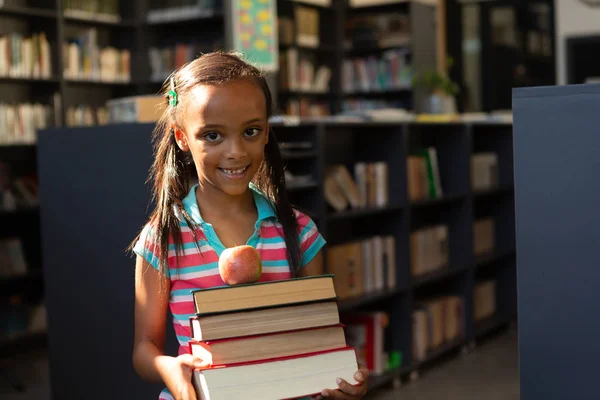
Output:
[175, 80, 269, 197]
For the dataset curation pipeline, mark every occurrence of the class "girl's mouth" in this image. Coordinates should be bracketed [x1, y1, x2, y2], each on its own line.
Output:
[219, 165, 250, 179]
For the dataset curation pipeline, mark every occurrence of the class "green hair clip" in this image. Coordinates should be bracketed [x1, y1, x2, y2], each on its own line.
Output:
[168, 77, 178, 107]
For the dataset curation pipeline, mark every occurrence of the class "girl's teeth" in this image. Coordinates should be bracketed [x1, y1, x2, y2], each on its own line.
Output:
[222, 167, 246, 175]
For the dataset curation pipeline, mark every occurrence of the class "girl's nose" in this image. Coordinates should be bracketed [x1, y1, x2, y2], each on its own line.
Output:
[226, 136, 248, 160]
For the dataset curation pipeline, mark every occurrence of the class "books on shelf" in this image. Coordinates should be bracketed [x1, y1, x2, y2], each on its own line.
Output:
[342, 49, 412, 94]
[0, 238, 28, 277]
[326, 236, 396, 300]
[0, 32, 52, 79]
[188, 275, 360, 399]
[149, 39, 223, 83]
[407, 147, 443, 201]
[65, 105, 108, 127]
[280, 48, 332, 93]
[474, 217, 495, 256]
[410, 224, 449, 277]
[471, 152, 498, 191]
[474, 280, 496, 322]
[63, 0, 121, 23]
[0, 163, 39, 210]
[324, 163, 389, 212]
[412, 295, 465, 362]
[343, 312, 389, 376]
[0, 101, 55, 145]
[63, 28, 131, 83]
[295, 6, 320, 48]
[147, 0, 222, 23]
[344, 14, 410, 50]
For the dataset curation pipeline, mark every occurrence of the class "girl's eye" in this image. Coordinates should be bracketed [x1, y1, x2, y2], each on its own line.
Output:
[244, 128, 261, 137]
[204, 132, 222, 142]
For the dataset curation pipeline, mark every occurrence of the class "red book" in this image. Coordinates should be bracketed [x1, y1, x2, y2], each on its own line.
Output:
[189, 324, 347, 365]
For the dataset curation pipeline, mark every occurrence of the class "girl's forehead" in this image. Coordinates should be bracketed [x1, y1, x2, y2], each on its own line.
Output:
[186, 82, 266, 118]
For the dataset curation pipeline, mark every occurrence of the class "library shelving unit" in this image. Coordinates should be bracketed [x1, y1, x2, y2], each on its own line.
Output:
[272, 119, 517, 393]
[36, 119, 517, 399]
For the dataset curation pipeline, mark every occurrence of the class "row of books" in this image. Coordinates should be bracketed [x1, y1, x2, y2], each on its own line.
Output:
[324, 163, 389, 212]
[0, 296, 47, 340]
[407, 148, 443, 201]
[343, 311, 393, 376]
[283, 99, 331, 118]
[342, 99, 408, 112]
[0, 33, 52, 80]
[0, 102, 55, 145]
[471, 152, 498, 191]
[410, 224, 449, 278]
[412, 295, 465, 361]
[344, 14, 410, 50]
[63, 0, 121, 23]
[327, 236, 396, 300]
[474, 280, 496, 322]
[66, 105, 109, 127]
[280, 49, 332, 93]
[0, 166, 39, 211]
[342, 50, 413, 94]
[187, 275, 360, 399]
[147, 0, 222, 23]
[0, 238, 28, 278]
[63, 28, 131, 83]
[148, 39, 223, 83]
[410, 216, 498, 278]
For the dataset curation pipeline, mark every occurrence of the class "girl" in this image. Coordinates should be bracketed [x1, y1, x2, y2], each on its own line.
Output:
[131, 51, 370, 400]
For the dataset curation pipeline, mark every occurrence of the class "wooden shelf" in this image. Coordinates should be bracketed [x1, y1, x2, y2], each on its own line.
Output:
[475, 314, 512, 338]
[279, 44, 336, 53]
[410, 193, 467, 208]
[286, 180, 319, 191]
[0, 77, 59, 84]
[65, 79, 135, 87]
[343, 88, 411, 97]
[64, 15, 136, 28]
[413, 337, 464, 369]
[473, 185, 514, 197]
[344, 43, 411, 56]
[281, 150, 319, 159]
[0, 6, 56, 19]
[338, 288, 402, 312]
[411, 265, 468, 289]
[475, 248, 516, 269]
[327, 204, 403, 220]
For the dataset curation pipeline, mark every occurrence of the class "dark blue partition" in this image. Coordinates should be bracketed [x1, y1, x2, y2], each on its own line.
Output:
[513, 83, 600, 400]
[37, 123, 179, 400]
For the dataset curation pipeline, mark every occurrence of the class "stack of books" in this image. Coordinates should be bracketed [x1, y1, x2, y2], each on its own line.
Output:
[188, 275, 360, 399]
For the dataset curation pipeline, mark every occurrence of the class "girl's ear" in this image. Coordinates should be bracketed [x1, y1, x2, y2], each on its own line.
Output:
[174, 127, 189, 152]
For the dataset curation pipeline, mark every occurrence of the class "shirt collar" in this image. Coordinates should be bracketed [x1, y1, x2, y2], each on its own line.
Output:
[181, 183, 276, 225]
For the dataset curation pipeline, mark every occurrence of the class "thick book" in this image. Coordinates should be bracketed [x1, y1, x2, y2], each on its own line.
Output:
[190, 324, 347, 365]
[192, 346, 359, 400]
[191, 274, 336, 316]
[189, 300, 340, 341]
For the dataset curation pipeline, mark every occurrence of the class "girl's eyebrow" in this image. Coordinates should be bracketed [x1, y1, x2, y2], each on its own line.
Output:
[199, 118, 265, 130]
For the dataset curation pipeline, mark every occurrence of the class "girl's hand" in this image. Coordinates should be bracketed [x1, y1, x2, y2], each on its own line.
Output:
[160, 354, 210, 400]
[317, 364, 370, 399]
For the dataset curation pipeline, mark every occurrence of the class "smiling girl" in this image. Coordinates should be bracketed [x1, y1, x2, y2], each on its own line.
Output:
[130, 51, 369, 400]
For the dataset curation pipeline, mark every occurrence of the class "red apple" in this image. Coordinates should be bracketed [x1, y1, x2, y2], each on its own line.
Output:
[218, 245, 262, 285]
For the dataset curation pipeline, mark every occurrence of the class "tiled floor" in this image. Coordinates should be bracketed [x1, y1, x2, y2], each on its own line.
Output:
[1, 325, 519, 400]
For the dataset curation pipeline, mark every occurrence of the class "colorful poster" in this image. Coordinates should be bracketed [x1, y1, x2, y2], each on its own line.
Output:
[231, 0, 279, 72]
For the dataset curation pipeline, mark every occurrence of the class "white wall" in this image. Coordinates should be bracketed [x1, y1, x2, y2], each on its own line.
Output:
[556, 0, 600, 85]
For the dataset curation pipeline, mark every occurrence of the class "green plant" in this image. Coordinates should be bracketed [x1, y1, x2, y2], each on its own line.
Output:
[411, 57, 460, 96]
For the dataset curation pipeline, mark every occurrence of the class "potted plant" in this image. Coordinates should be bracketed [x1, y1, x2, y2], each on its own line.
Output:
[412, 57, 460, 114]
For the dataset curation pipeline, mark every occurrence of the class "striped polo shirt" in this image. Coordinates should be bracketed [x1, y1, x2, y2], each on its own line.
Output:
[133, 183, 326, 399]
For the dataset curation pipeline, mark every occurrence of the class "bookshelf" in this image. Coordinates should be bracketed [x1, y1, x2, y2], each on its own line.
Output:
[34, 119, 516, 398]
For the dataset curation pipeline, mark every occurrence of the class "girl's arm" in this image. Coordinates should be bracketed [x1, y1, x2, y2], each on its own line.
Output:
[133, 255, 171, 382]
[133, 256, 208, 400]
[297, 250, 324, 277]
